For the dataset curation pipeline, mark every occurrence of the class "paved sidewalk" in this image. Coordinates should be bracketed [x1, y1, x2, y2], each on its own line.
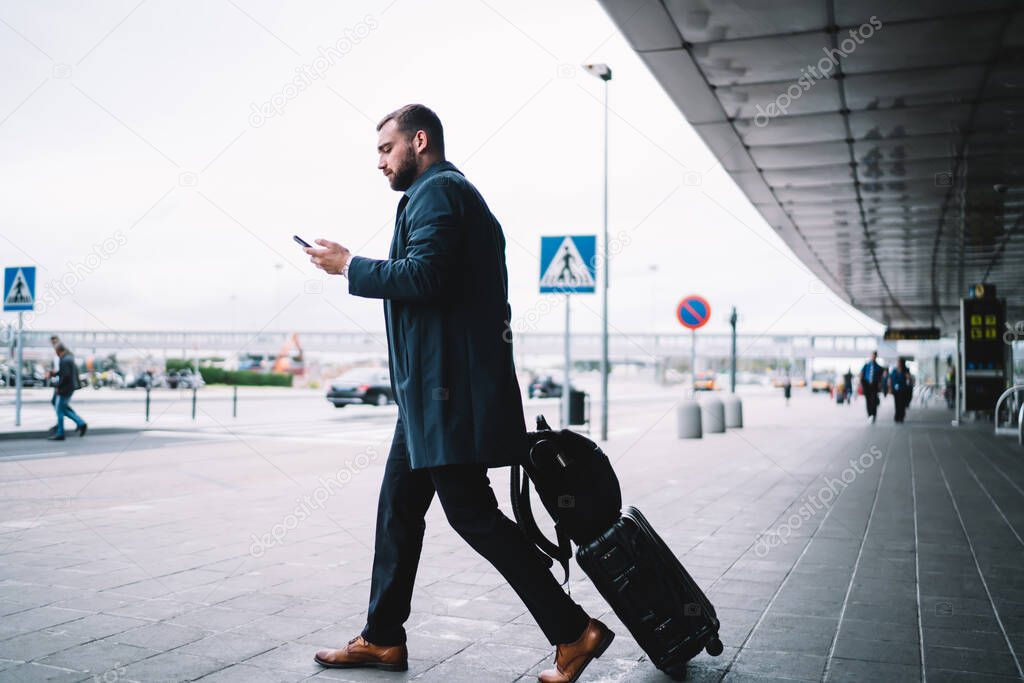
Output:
[0, 393, 1022, 681]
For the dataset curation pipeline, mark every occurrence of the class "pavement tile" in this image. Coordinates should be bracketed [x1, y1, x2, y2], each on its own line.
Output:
[831, 634, 921, 666]
[0, 630, 90, 662]
[823, 657, 920, 682]
[193, 663, 310, 681]
[444, 640, 548, 675]
[175, 631, 280, 661]
[37, 640, 158, 674]
[120, 651, 227, 682]
[0, 607, 88, 637]
[924, 645, 1022, 678]
[313, 658, 434, 681]
[730, 649, 826, 681]
[0, 662, 90, 682]
[228, 614, 330, 642]
[110, 622, 209, 650]
[240, 641, 329, 675]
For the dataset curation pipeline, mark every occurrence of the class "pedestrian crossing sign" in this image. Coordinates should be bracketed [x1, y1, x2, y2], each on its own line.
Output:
[4, 266, 36, 311]
[539, 235, 596, 293]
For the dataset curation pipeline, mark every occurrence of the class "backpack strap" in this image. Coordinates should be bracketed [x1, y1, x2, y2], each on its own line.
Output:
[510, 461, 571, 585]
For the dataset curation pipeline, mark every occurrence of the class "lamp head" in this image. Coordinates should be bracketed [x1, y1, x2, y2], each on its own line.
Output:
[583, 63, 612, 81]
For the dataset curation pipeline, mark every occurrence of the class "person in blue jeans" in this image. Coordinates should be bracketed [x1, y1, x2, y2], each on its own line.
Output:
[49, 344, 87, 441]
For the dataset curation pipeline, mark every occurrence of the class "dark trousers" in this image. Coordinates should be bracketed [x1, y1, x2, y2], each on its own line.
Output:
[361, 417, 588, 647]
[894, 389, 908, 422]
[864, 388, 879, 417]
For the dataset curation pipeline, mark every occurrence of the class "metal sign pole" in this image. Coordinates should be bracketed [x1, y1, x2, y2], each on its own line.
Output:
[729, 306, 737, 393]
[953, 327, 962, 426]
[563, 293, 572, 429]
[600, 76, 609, 442]
[15, 311, 23, 426]
[691, 327, 696, 394]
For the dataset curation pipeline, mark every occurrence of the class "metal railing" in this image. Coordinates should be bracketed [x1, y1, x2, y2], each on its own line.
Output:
[994, 384, 1024, 445]
[914, 383, 937, 407]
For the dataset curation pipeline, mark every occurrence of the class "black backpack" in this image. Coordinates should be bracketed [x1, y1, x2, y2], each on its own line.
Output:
[511, 415, 622, 583]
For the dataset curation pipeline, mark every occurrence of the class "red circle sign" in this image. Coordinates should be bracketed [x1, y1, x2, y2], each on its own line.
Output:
[677, 295, 711, 330]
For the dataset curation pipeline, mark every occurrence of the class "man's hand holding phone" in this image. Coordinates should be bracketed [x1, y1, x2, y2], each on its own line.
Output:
[301, 237, 352, 276]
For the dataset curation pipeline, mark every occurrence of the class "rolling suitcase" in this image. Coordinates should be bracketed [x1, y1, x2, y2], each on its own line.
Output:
[512, 416, 723, 680]
[575, 507, 723, 681]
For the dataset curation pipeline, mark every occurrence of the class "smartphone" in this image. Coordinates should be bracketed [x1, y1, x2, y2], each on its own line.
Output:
[293, 235, 312, 248]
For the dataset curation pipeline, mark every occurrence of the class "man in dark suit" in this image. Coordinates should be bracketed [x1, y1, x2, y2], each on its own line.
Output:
[305, 105, 611, 683]
[859, 351, 885, 424]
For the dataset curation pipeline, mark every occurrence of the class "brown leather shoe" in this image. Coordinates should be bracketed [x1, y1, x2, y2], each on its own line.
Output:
[314, 635, 408, 671]
[538, 618, 614, 683]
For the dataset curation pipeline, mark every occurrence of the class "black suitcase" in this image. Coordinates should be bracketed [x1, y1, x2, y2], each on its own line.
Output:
[576, 506, 723, 680]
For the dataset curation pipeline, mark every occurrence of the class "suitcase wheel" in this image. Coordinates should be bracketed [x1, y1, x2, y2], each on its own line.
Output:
[705, 637, 724, 657]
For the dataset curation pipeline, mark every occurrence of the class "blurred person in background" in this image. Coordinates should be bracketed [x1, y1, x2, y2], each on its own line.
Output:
[888, 358, 913, 423]
[44, 335, 60, 435]
[944, 355, 956, 409]
[49, 343, 87, 441]
[859, 351, 885, 423]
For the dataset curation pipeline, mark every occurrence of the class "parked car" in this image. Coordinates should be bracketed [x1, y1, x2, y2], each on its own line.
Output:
[810, 371, 834, 393]
[2, 363, 46, 387]
[177, 369, 205, 389]
[694, 371, 717, 391]
[326, 368, 393, 407]
[129, 371, 155, 389]
[529, 374, 563, 398]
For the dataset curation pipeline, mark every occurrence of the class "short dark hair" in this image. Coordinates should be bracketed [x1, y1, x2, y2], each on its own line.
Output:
[377, 104, 444, 156]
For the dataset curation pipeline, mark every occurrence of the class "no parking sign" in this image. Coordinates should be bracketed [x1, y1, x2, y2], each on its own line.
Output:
[677, 295, 710, 330]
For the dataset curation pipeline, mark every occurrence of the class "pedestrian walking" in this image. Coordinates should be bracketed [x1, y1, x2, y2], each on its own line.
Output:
[45, 335, 60, 435]
[889, 358, 913, 423]
[944, 355, 956, 409]
[304, 104, 610, 682]
[49, 343, 87, 441]
[859, 351, 885, 423]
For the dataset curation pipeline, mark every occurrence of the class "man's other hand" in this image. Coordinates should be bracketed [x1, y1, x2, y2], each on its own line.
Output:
[305, 239, 351, 275]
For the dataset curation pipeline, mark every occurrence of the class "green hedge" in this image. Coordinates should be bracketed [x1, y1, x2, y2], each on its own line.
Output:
[164, 359, 291, 386]
[166, 357, 227, 372]
[198, 367, 293, 387]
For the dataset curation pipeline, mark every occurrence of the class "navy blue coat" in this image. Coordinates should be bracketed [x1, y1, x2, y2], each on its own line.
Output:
[347, 160, 528, 469]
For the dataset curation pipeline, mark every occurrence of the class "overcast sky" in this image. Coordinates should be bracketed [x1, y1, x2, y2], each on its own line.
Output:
[1, 0, 884, 340]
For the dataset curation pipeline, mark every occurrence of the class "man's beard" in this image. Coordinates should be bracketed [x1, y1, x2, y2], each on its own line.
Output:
[388, 148, 418, 191]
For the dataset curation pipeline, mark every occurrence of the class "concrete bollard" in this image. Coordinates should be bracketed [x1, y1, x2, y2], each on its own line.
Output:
[723, 395, 743, 428]
[676, 400, 702, 439]
[701, 397, 726, 433]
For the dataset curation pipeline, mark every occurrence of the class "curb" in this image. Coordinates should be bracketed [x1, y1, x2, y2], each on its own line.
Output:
[0, 427, 145, 442]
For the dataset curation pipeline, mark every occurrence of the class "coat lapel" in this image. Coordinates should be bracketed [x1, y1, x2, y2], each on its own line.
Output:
[390, 194, 410, 259]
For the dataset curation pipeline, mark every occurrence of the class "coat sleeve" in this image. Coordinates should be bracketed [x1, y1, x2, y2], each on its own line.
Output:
[347, 179, 462, 302]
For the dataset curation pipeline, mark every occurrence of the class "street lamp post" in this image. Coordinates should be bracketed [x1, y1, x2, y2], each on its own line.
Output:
[584, 62, 611, 442]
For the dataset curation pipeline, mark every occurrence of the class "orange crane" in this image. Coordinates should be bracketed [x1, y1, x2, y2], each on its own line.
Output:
[272, 333, 304, 375]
